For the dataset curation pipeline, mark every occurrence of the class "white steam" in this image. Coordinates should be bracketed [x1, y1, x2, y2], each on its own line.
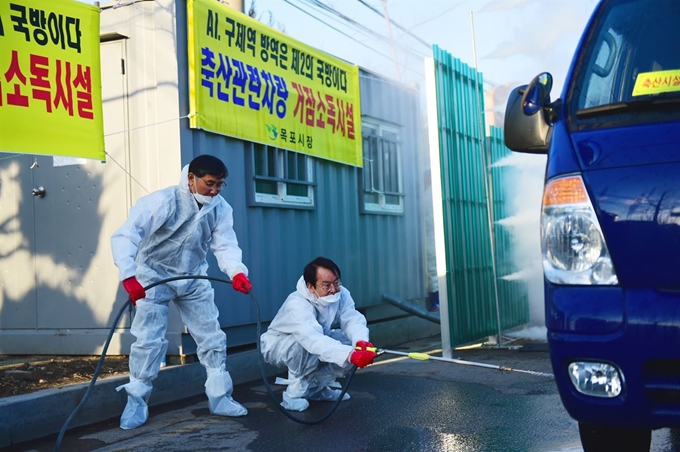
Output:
[495, 152, 546, 328]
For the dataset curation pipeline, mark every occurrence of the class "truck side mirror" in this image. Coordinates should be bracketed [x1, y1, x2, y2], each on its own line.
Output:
[504, 72, 556, 154]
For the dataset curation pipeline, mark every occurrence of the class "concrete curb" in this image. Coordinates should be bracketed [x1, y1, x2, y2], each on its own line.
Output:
[0, 348, 268, 448]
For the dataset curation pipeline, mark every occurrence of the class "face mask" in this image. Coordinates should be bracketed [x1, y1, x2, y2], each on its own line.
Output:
[315, 291, 340, 306]
[193, 192, 215, 205]
[190, 178, 215, 205]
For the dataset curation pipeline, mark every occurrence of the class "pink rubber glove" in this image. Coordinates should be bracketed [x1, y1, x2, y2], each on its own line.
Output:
[350, 349, 377, 368]
[232, 273, 252, 294]
[122, 277, 145, 306]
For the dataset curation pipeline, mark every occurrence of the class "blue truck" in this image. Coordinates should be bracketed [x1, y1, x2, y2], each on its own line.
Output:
[503, 0, 680, 450]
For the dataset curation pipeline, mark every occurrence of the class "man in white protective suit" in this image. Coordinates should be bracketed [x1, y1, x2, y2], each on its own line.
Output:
[111, 154, 253, 430]
[260, 256, 378, 411]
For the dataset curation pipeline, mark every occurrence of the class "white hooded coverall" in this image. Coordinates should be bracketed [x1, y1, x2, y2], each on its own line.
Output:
[111, 165, 248, 429]
[260, 276, 370, 410]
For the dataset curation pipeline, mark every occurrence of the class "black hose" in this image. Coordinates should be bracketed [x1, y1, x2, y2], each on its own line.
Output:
[54, 275, 356, 451]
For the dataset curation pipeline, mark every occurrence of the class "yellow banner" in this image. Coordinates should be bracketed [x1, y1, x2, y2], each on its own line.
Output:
[632, 69, 680, 97]
[188, 0, 362, 167]
[0, 0, 104, 160]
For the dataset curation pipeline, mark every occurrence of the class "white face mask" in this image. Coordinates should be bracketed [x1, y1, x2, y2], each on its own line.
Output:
[193, 192, 215, 205]
[315, 291, 340, 306]
[190, 178, 216, 205]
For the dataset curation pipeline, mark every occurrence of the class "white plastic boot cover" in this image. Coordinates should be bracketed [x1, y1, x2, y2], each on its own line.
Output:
[116, 378, 153, 430]
[205, 366, 247, 417]
[306, 367, 350, 402]
[275, 374, 310, 411]
[307, 386, 351, 402]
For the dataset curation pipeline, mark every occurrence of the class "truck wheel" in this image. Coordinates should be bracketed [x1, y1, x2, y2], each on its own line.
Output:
[578, 422, 651, 451]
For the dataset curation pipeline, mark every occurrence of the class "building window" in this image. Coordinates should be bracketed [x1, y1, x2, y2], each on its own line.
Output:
[360, 120, 404, 213]
[249, 143, 315, 208]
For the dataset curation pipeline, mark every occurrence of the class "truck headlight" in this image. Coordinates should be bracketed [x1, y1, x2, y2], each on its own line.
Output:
[568, 361, 622, 398]
[541, 175, 618, 285]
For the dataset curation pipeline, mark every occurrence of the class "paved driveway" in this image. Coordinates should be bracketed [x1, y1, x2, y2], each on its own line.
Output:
[9, 339, 680, 451]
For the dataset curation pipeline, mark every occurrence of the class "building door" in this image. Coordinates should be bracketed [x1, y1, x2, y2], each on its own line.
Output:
[0, 154, 38, 329]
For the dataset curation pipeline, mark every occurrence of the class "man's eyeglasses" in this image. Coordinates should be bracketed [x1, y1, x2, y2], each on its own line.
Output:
[317, 280, 342, 294]
[198, 177, 226, 191]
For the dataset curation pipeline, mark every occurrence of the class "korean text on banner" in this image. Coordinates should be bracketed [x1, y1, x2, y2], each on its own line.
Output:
[0, 0, 104, 160]
[188, 0, 362, 167]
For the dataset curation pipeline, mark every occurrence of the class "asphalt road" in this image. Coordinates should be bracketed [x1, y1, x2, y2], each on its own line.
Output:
[8, 338, 680, 452]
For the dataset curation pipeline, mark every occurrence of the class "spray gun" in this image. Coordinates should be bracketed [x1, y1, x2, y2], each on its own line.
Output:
[359, 346, 554, 378]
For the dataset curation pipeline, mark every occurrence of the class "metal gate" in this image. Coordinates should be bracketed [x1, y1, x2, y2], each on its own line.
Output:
[429, 45, 529, 348]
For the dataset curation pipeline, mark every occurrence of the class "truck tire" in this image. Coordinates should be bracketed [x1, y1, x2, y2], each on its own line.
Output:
[578, 422, 651, 451]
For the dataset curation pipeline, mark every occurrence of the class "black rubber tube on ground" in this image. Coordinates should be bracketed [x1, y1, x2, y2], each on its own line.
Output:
[54, 275, 358, 452]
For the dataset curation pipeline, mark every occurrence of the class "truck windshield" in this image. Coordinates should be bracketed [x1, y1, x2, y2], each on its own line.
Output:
[568, 0, 680, 126]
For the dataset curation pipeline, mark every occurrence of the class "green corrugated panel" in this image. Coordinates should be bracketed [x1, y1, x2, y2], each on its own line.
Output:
[433, 46, 529, 346]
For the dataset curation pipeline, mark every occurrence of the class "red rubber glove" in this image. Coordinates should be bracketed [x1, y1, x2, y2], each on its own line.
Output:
[350, 349, 377, 368]
[355, 340, 374, 352]
[122, 277, 145, 306]
[232, 273, 252, 294]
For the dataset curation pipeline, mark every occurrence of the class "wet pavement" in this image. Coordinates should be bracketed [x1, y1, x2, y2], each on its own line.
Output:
[5, 336, 680, 452]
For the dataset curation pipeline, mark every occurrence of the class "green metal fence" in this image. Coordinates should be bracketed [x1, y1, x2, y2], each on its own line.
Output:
[432, 45, 528, 347]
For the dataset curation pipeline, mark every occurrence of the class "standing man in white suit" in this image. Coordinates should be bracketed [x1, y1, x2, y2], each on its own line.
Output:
[111, 154, 252, 429]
